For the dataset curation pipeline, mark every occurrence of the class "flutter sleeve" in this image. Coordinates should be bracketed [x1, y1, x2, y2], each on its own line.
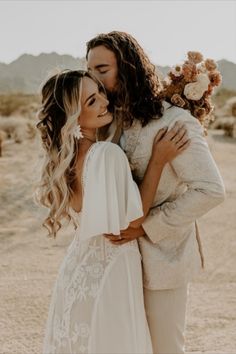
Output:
[78, 142, 143, 241]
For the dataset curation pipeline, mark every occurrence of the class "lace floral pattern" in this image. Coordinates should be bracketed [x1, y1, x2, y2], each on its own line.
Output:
[122, 103, 173, 180]
[43, 231, 139, 354]
[123, 118, 163, 180]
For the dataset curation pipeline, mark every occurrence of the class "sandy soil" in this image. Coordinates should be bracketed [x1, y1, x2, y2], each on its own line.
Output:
[0, 130, 235, 354]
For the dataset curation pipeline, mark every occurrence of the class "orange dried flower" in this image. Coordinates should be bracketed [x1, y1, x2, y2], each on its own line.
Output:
[187, 51, 204, 64]
[206, 86, 214, 96]
[208, 71, 222, 87]
[171, 94, 186, 108]
[182, 62, 198, 82]
[194, 107, 206, 121]
[205, 59, 217, 71]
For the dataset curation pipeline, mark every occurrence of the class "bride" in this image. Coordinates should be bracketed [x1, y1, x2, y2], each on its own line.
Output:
[36, 69, 189, 354]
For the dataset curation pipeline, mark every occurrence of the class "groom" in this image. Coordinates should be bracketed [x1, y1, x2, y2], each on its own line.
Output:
[86, 31, 225, 354]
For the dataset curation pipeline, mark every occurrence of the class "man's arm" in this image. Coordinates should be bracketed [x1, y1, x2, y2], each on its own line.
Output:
[142, 109, 225, 244]
[105, 122, 189, 244]
[129, 122, 189, 228]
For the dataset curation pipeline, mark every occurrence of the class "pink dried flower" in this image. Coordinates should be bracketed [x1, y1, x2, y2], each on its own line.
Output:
[187, 51, 204, 64]
[171, 94, 186, 108]
[205, 59, 217, 71]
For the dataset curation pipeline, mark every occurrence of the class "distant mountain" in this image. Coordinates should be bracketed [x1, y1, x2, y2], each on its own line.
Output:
[0, 53, 86, 93]
[0, 53, 235, 93]
[156, 65, 171, 78]
[217, 59, 236, 91]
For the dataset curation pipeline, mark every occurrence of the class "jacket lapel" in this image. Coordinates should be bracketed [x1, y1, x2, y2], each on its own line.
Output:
[122, 119, 142, 160]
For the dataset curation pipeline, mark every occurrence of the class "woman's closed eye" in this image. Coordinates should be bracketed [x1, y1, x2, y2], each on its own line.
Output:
[88, 97, 96, 106]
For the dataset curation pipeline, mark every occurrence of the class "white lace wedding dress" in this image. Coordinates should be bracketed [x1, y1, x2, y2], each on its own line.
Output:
[42, 142, 153, 354]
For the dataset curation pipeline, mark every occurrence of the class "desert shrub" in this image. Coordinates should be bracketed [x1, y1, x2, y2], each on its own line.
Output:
[0, 116, 36, 143]
[223, 122, 236, 137]
[211, 95, 236, 137]
[212, 88, 236, 108]
[221, 97, 236, 117]
[0, 93, 40, 117]
[0, 129, 7, 157]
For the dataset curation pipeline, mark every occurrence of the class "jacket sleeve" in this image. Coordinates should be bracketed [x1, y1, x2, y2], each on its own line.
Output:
[142, 109, 225, 244]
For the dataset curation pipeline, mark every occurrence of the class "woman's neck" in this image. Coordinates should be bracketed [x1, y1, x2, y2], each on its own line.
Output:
[81, 128, 97, 143]
[78, 137, 97, 157]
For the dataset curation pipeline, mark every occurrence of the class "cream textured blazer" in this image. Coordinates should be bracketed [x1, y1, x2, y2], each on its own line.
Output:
[121, 102, 225, 290]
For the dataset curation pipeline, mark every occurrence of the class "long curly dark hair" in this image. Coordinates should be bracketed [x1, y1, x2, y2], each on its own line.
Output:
[86, 31, 164, 127]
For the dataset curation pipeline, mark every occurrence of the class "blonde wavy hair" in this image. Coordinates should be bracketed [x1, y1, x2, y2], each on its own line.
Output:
[35, 69, 105, 238]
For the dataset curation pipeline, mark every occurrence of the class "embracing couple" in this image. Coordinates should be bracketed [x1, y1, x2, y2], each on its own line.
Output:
[37, 31, 225, 354]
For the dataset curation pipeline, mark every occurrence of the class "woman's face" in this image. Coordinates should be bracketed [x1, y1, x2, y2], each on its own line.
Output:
[79, 76, 113, 129]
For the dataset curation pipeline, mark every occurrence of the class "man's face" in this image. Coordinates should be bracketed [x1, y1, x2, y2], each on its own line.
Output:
[87, 45, 118, 94]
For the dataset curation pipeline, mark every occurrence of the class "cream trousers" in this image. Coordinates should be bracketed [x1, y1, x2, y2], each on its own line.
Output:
[144, 285, 188, 354]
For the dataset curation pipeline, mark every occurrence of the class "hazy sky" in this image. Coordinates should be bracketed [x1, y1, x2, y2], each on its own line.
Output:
[0, 0, 236, 66]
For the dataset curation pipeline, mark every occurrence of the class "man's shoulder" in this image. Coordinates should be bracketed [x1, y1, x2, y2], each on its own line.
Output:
[162, 101, 191, 119]
[151, 101, 195, 128]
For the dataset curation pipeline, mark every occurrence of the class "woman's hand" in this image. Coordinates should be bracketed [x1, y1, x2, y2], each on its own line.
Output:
[151, 121, 190, 167]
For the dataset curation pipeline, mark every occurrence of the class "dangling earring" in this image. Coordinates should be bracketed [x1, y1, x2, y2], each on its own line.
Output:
[73, 124, 84, 140]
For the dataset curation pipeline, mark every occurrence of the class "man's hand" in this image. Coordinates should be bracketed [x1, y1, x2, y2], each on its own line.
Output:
[104, 225, 146, 245]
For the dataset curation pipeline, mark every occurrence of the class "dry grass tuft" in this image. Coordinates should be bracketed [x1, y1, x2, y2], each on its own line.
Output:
[211, 95, 236, 137]
[0, 93, 40, 118]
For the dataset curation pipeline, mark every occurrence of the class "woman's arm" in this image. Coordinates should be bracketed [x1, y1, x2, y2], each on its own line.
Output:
[129, 121, 190, 228]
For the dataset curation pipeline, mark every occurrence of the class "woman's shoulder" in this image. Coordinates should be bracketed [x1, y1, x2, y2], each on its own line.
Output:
[84, 142, 130, 185]
[96, 141, 125, 156]
[93, 141, 128, 167]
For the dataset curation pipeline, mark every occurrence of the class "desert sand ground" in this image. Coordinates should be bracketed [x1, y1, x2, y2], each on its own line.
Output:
[0, 129, 235, 354]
